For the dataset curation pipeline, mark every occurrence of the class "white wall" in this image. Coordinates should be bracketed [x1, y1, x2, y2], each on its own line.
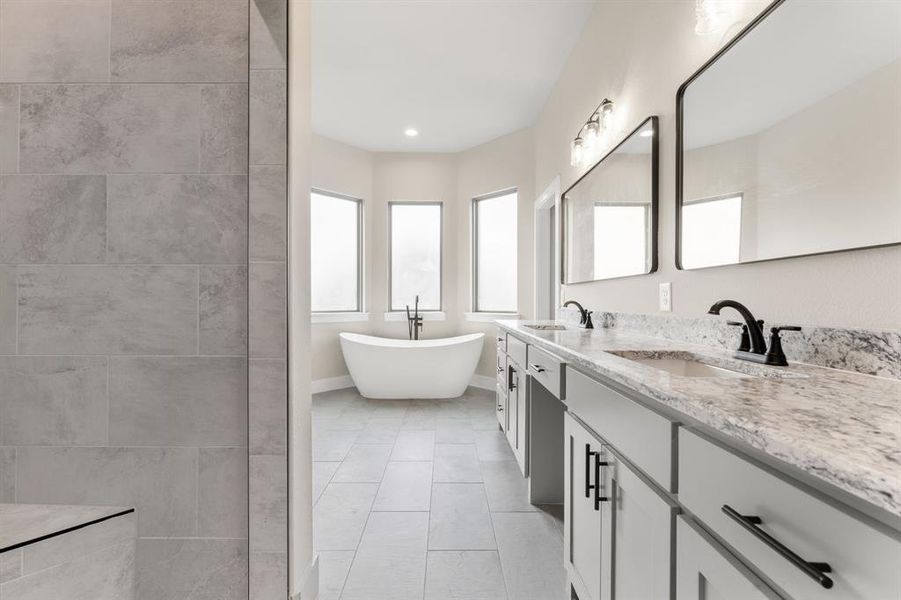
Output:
[310, 129, 534, 381]
[536, 0, 901, 330]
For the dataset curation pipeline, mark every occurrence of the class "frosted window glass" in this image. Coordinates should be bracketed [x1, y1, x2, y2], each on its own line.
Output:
[593, 205, 648, 279]
[311, 192, 360, 312]
[682, 195, 742, 269]
[475, 191, 517, 312]
[390, 203, 442, 311]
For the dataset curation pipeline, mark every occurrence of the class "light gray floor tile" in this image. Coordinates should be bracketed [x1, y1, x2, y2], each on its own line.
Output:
[356, 417, 403, 444]
[474, 430, 515, 462]
[313, 483, 378, 551]
[391, 430, 435, 461]
[481, 460, 538, 512]
[470, 410, 501, 431]
[373, 462, 433, 512]
[313, 429, 359, 461]
[402, 408, 438, 430]
[332, 444, 392, 483]
[428, 484, 495, 550]
[491, 512, 566, 600]
[435, 418, 475, 444]
[340, 512, 429, 600]
[317, 550, 354, 600]
[425, 551, 507, 600]
[433, 444, 482, 483]
[340, 553, 426, 600]
[313, 462, 341, 504]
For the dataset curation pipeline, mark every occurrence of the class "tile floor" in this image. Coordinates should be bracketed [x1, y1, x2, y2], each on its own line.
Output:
[312, 386, 566, 600]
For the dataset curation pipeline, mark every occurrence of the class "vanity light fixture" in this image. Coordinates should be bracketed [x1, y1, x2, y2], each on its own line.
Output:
[570, 98, 615, 167]
[570, 136, 585, 167]
[694, 0, 728, 36]
[404, 127, 419, 137]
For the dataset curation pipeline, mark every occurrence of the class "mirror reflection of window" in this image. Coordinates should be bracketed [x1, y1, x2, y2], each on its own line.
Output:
[593, 204, 648, 279]
[311, 191, 362, 312]
[390, 202, 442, 311]
[681, 194, 742, 269]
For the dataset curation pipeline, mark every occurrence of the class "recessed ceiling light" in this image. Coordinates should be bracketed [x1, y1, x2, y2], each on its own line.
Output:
[404, 128, 419, 137]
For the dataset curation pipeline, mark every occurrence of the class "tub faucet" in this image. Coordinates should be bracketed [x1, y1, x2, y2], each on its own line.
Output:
[406, 295, 423, 340]
[563, 300, 593, 329]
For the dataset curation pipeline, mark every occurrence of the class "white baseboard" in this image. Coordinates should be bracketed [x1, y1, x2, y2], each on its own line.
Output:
[312, 373, 495, 394]
[310, 375, 353, 394]
[291, 554, 319, 599]
[469, 374, 495, 391]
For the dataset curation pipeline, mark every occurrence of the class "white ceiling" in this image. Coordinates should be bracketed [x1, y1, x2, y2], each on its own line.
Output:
[312, 0, 595, 153]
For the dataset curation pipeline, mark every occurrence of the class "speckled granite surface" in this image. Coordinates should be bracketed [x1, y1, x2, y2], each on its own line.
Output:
[558, 308, 901, 380]
[499, 320, 901, 518]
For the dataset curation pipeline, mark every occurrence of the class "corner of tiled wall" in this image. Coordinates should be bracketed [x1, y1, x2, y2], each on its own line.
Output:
[248, 0, 290, 599]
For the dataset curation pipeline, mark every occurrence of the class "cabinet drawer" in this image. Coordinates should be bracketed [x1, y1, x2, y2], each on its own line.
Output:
[527, 345, 565, 399]
[496, 348, 507, 387]
[679, 429, 901, 599]
[495, 330, 507, 352]
[506, 334, 527, 367]
[567, 368, 676, 491]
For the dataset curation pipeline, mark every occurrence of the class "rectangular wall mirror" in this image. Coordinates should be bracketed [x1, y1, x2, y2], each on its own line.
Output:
[677, 0, 901, 270]
[562, 116, 658, 284]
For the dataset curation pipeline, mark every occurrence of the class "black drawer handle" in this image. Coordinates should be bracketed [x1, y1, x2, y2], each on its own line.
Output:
[585, 444, 598, 498]
[722, 505, 833, 589]
[529, 363, 546, 373]
[593, 452, 609, 510]
[497, 366, 504, 374]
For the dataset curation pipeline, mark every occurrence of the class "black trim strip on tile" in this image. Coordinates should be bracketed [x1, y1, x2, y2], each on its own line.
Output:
[0, 508, 135, 554]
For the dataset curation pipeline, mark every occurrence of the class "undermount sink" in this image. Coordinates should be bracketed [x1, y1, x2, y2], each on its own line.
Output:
[608, 350, 767, 379]
[522, 323, 567, 331]
[628, 357, 749, 378]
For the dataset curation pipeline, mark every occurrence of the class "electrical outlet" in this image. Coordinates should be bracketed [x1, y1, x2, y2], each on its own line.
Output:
[659, 282, 672, 312]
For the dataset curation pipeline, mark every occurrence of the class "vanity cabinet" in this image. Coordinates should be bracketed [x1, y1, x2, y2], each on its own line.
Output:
[565, 412, 674, 600]
[676, 516, 781, 600]
[496, 331, 529, 475]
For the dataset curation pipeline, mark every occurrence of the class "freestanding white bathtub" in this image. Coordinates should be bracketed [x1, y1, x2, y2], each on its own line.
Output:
[339, 332, 484, 399]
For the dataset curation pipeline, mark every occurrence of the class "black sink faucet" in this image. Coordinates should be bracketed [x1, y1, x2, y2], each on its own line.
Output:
[563, 300, 593, 329]
[707, 299, 801, 366]
[707, 299, 766, 355]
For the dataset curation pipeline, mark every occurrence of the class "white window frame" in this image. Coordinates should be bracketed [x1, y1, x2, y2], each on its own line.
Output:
[310, 188, 364, 317]
[471, 188, 518, 315]
[387, 201, 443, 313]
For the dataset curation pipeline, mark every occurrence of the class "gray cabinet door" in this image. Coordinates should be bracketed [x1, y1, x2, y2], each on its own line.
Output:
[607, 451, 675, 600]
[564, 413, 606, 600]
[676, 516, 782, 600]
[506, 363, 519, 448]
[495, 382, 505, 428]
[514, 365, 529, 475]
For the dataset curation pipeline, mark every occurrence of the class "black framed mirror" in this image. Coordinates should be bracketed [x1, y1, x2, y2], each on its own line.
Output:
[676, 0, 901, 270]
[562, 116, 659, 284]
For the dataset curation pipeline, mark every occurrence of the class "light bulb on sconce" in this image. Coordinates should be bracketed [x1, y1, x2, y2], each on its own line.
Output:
[583, 115, 600, 150]
[570, 136, 585, 167]
[599, 98, 615, 131]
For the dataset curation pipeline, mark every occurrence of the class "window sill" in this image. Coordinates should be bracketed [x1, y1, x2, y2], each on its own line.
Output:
[312, 312, 370, 324]
[384, 311, 447, 322]
[464, 312, 520, 323]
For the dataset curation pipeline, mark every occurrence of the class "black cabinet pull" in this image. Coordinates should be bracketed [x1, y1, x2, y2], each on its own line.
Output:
[507, 365, 516, 391]
[529, 363, 546, 373]
[593, 452, 609, 509]
[584, 444, 598, 498]
[722, 505, 833, 589]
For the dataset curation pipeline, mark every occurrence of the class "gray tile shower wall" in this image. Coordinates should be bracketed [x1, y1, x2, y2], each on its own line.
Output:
[558, 308, 901, 379]
[0, 1, 252, 599]
[248, 0, 289, 598]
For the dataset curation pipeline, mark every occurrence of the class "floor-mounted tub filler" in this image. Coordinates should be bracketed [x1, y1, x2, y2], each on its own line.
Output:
[339, 332, 484, 398]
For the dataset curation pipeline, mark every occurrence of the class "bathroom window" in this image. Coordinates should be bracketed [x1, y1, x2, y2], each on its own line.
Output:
[472, 189, 517, 312]
[389, 202, 442, 311]
[311, 190, 363, 312]
[681, 194, 743, 269]
[593, 203, 650, 280]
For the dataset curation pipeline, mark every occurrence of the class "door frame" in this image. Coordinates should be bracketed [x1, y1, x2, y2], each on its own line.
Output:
[534, 175, 562, 320]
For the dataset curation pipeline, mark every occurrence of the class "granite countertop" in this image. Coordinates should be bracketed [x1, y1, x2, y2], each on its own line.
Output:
[498, 320, 901, 519]
[0, 503, 134, 552]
